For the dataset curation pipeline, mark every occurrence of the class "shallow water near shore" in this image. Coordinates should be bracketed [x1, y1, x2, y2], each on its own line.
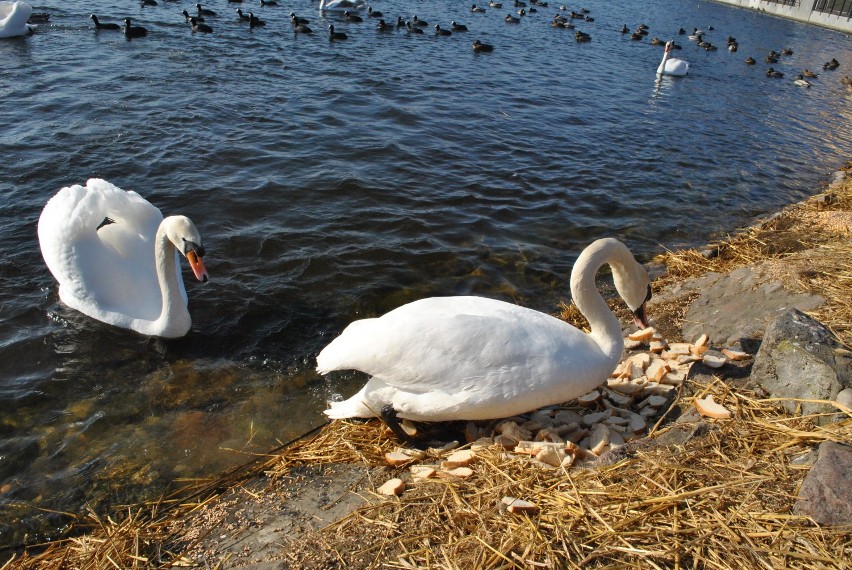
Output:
[0, 0, 850, 547]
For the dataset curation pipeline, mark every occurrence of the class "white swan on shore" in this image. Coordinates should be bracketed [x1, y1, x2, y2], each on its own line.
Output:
[657, 40, 689, 76]
[318, 0, 365, 12]
[318, 238, 651, 422]
[38, 179, 209, 338]
[0, 1, 33, 38]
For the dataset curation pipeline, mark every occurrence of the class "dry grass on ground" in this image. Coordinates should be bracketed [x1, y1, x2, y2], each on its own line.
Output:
[268, 380, 851, 570]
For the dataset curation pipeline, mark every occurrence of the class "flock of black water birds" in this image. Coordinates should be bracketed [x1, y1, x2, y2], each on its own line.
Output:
[82, 0, 845, 81]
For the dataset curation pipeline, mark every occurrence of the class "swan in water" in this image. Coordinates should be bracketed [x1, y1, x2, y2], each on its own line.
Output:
[318, 0, 365, 12]
[318, 238, 651, 422]
[0, 1, 33, 38]
[38, 179, 209, 338]
[657, 40, 689, 76]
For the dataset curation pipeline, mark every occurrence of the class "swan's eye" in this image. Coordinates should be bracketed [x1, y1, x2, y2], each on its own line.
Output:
[182, 238, 206, 258]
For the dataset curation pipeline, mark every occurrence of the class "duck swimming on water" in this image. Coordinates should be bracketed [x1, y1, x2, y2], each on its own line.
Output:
[123, 17, 148, 38]
[91, 13, 120, 30]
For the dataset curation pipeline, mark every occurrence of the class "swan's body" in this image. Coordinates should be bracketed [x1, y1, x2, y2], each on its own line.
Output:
[657, 40, 689, 76]
[319, 0, 364, 13]
[38, 179, 209, 338]
[0, 1, 33, 38]
[318, 238, 651, 422]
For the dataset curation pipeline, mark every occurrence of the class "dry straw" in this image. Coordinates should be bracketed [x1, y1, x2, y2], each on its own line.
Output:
[267, 378, 851, 569]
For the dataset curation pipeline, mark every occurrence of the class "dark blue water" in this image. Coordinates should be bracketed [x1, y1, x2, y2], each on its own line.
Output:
[0, 0, 850, 547]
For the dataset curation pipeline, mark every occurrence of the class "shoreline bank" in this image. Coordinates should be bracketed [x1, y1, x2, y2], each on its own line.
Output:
[710, 0, 852, 33]
[4, 165, 851, 569]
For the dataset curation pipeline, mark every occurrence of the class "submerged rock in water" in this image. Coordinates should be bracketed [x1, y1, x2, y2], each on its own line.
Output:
[749, 309, 852, 422]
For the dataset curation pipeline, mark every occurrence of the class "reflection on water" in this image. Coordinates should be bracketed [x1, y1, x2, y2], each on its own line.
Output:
[0, 0, 850, 548]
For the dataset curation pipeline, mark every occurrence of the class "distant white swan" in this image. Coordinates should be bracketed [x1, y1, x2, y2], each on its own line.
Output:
[657, 40, 689, 76]
[38, 179, 209, 338]
[318, 0, 364, 12]
[0, 1, 33, 38]
[318, 238, 651, 422]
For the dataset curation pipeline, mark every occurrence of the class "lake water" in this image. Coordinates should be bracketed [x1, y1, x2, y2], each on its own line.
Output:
[0, 0, 850, 547]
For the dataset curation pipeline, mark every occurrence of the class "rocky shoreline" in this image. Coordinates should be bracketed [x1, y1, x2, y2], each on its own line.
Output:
[5, 167, 851, 569]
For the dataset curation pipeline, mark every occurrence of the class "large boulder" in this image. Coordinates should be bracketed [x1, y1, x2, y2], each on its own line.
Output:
[749, 309, 852, 421]
[793, 441, 852, 525]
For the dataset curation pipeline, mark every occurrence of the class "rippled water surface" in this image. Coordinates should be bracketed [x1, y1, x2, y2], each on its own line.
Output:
[1, 0, 850, 546]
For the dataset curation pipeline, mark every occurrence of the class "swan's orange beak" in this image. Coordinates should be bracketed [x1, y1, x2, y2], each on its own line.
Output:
[186, 250, 209, 283]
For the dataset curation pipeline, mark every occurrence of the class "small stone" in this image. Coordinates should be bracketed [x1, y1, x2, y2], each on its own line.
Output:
[794, 441, 852, 525]
[837, 388, 852, 409]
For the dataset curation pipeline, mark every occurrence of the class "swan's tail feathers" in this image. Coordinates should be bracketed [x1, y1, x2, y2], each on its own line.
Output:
[324, 396, 376, 419]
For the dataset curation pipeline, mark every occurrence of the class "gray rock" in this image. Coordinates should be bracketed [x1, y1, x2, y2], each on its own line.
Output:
[793, 441, 852, 525]
[749, 309, 852, 421]
[681, 267, 824, 346]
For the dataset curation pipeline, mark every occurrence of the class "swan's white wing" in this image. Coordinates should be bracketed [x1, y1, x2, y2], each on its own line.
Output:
[664, 58, 689, 76]
[0, 1, 32, 38]
[319, 297, 617, 421]
[38, 179, 176, 325]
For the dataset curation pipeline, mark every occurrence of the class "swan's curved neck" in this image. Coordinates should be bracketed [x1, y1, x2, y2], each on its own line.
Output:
[569, 241, 626, 362]
[658, 48, 670, 73]
[154, 221, 190, 335]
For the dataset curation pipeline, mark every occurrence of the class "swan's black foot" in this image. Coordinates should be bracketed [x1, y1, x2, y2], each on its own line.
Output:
[380, 404, 415, 443]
